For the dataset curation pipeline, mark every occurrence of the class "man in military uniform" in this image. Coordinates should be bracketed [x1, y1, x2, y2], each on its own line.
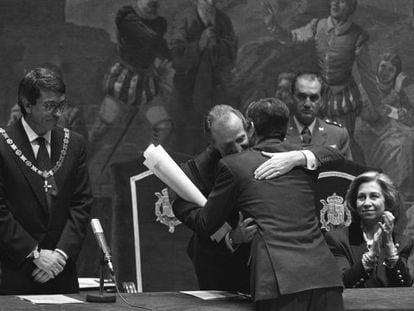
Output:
[285, 72, 352, 160]
[269, 0, 377, 162]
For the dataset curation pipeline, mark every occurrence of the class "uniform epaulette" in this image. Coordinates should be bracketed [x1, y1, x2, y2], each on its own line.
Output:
[324, 119, 343, 128]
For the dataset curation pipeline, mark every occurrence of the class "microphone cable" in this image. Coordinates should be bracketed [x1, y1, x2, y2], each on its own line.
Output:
[112, 274, 154, 311]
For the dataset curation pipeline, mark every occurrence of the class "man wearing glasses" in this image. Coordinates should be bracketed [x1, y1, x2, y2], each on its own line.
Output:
[7, 64, 88, 141]
[0, 67, 93, 294]
[285, 72, 353, 160]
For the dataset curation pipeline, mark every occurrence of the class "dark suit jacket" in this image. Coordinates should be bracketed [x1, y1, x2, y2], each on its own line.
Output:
[325, 223, 414, 288]
[0, 120, 93, 294]
[285, 117, 352, 160]
[173, 146, 250, 293]
[180, 138, 344, 301]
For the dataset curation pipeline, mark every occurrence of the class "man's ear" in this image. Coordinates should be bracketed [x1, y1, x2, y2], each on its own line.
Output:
[21, 97, 31, 114]
[247, 121, 255, 139]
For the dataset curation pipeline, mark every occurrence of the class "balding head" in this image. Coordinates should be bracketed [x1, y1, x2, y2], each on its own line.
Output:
[204, 105, 250, 156]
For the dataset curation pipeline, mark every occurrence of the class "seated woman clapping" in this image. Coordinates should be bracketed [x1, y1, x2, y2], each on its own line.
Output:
[325, 171, 413, 288]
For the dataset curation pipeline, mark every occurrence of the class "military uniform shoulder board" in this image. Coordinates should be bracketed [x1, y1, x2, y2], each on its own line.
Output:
[324, 119, 343, 128]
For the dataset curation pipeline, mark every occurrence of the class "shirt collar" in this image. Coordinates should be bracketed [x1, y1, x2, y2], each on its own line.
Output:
[326, 16, 352, 35]
[21, 117, 51, 144]
[293, 116, 316, 134]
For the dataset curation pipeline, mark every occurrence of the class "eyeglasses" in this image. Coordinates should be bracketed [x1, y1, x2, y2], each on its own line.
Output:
[294, 92, 320, 102]
[42, 100, 66, 113]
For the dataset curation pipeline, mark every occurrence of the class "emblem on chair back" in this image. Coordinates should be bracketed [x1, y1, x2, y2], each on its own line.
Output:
[155, 188, 181, 233]
[316, 160, 376, 232]
[320, 193, 352, 231]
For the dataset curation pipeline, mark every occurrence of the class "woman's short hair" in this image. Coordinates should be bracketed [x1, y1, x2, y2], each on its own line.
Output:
[345, 171, 401, 221]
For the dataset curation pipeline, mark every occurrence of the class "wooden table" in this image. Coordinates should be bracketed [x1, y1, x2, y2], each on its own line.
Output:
[1, 288, 413, 311]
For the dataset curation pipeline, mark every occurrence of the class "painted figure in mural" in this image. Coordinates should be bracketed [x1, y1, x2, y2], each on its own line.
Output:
[88, 0, 171, 158]
[284, 72, 353, 160]
[374, 54, 414, 126]
[0, 68, 93, 294]
[170, 0, 238, 154]
[0, 36, 25, 115]
[355, 53, 414, 199]
[7, 64, 88, 142]
[174, 99, 344, 310]
[325, 171, 413, 288]
[267, 0, 378, 163]
[275, 72, 296, 112]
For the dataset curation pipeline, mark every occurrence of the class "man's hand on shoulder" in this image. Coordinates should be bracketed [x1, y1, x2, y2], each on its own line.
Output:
[254, 151, 306, 180]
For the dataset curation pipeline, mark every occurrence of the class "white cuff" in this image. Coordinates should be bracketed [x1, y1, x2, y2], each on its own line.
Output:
[27, 245, 39, 259]
[55, 248, 68, 260]
[301, 150, 318, 170]
[210, 222, 232, 242]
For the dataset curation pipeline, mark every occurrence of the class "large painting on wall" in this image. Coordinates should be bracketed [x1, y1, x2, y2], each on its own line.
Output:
[1, 0, 414, 285]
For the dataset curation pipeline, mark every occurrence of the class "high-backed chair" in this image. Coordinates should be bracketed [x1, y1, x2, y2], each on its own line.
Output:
[111, 151, 197, 292]
[315, 160, 376, 232]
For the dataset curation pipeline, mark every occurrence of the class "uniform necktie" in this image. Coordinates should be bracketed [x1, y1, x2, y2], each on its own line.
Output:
[301, 127, 312, 144]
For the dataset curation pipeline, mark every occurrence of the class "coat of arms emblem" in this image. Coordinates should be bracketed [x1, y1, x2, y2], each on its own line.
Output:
[320, 193, 351, 231]
[154, 188, 181, 233]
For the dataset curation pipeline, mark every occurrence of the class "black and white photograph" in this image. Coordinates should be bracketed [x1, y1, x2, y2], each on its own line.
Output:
[0, 0, 413, 310]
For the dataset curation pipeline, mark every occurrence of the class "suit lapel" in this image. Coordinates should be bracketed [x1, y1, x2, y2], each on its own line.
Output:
[6, 121, 49, 212]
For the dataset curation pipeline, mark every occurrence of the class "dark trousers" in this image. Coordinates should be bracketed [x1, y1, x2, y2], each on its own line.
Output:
[187, 235, 250, 293]
[255, 287, 344, 311]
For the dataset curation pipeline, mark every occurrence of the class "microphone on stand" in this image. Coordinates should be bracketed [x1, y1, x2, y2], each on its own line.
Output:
[91, 218, 115, 275]
[86, 218, 116, 303]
